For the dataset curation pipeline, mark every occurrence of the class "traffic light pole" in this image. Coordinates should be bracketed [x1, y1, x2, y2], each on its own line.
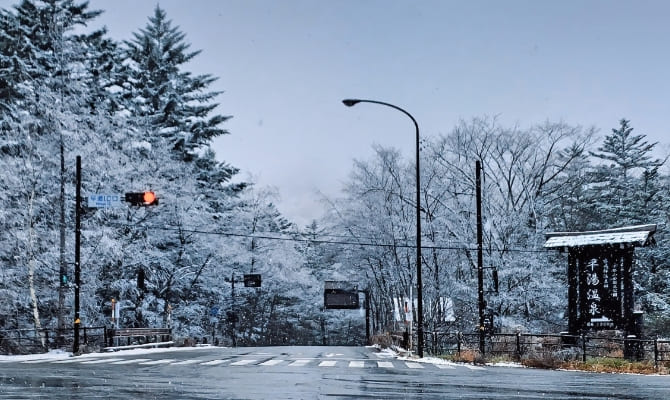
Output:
[73, 155, 81, 354]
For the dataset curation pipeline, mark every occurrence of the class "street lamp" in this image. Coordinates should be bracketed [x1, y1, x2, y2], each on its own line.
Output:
[342, 98, 424, 357]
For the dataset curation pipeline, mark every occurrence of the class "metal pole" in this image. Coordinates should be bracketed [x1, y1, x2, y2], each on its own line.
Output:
[73, 155, 81, 353]
[342, 99, 423, 357]
[231, 273, 236, 347]
[476, 160, 485, 356]
[364, 289, 371, 345]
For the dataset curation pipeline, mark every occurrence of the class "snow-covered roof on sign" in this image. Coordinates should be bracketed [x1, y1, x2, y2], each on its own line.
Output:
[544, 224, 656, 248]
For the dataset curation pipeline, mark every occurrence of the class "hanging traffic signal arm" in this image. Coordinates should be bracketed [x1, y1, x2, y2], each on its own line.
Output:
[125, 191, 159, 206]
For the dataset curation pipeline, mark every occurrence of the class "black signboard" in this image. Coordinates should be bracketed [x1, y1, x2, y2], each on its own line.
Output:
[324, 281, 359, 309]
[244, 274, 262, 287]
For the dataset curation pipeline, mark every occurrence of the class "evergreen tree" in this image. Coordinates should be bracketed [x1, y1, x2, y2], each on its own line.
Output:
[110, 5, 244, 336]
[589, 119, 664, 226]
[121, 5, 231, 163]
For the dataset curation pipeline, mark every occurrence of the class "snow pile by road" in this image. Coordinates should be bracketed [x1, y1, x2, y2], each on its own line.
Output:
[0, 346, 219, 363]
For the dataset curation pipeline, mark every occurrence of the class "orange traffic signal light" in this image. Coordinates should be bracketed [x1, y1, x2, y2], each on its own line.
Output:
[143, 191, 156, 204]
[125, 191, 159, 206]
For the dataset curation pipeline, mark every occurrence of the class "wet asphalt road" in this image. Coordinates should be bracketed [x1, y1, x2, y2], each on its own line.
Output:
[1, 346, 669, 399]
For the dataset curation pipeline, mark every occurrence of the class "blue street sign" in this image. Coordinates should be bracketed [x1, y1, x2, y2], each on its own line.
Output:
[87, 194, 122, 208]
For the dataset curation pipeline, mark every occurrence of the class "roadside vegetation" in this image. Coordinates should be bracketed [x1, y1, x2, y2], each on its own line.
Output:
[445, 351, 668, 375]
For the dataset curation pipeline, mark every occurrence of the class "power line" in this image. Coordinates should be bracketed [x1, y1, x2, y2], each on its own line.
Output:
[107, 222, 549, 254]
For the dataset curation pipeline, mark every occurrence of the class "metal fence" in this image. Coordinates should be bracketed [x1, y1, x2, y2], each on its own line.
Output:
[422, 331, 670, 368]
[0, 326, 106, 355]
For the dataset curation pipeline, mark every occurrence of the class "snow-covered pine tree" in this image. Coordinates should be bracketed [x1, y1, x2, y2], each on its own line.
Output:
[589, 119, 664, 227]
[589, 119, 669, 334]
[121, 5, 230, 163]
[111, 5, 244, 336]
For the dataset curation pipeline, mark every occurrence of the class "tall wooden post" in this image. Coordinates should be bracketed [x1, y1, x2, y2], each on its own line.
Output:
[567, 249, 578, 334]
[623, 248, 634, 334]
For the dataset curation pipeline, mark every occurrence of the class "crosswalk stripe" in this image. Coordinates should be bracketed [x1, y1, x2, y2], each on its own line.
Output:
[318, 360, 337, 367]
[230, 359, 257, 366]
[80, 358, 124, 364]
[259, 359, 283, 366]
[138, 359, 176, 365]
[13, 355, 487, 371]
[169, 359, 201, 365]
[200, 359, 228, 366]
[289, 359, 310, 367]
[110, 358, 151, 365]
[52, 358, 98, 364]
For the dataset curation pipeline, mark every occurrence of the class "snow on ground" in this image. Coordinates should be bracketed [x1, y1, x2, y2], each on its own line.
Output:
[486, 361, 525, 368]
[0, 345, 221, 363]
[376, 345, 524, 369]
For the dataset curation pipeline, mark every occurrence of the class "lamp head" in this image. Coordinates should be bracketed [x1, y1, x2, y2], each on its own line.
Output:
[342, 99, 361, 107]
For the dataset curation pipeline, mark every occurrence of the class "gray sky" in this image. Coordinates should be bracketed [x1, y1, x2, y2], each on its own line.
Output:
[11, 0, 670, 227]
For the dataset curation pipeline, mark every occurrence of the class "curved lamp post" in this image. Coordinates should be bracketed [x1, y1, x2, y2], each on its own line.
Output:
[342, 99, 424, 357]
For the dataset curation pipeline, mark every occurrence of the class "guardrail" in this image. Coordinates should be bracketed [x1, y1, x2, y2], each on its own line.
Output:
[0, 326, 106, 355]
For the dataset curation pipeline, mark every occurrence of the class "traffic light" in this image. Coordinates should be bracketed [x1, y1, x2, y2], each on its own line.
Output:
[125, 191, 159, 206]
[137, 268, 145, 290]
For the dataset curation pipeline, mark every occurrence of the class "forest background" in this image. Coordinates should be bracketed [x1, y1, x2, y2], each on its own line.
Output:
[1, 1, 669, 347]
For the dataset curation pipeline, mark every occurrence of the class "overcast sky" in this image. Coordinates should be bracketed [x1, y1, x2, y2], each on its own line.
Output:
[6, 0, 670, 227]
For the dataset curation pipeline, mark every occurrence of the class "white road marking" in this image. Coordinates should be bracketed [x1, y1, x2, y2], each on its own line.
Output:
[52, 358, 98, 364]
[259, 359, 284, 366]
[377, 361, 394, 368]
[80, 358, 124, 364]
[169, 359, 202, 365]
[289, 359, 311, 367]
[200, 359, 228, 366]
[318, 360, 337, 367]
[110, 358, 151, 365]
[138, 359, 176, 365]
[230, 359, 257, 366]
[463, 364, 486, 370]
[21, 359, 52, 364]
[405, 362, 424, 369]
[435, 364, 456, 369]
[349, 361, 365, 368]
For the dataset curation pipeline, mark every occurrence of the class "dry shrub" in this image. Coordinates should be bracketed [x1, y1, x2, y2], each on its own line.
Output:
[452, 349, 479, 363]
[521, 352, 563, 370]
[607, 348, 624, 358]
[370, 334, 392, 349]
[560, 358, 658, 374]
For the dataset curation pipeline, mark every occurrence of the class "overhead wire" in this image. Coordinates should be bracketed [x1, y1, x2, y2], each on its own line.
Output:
[106, 222, 550, 254]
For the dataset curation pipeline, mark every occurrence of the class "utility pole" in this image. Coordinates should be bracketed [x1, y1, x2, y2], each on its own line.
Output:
[476, 160, 485, 356]
[359, 289, 371, 345]
[73, 155, 81, 354]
